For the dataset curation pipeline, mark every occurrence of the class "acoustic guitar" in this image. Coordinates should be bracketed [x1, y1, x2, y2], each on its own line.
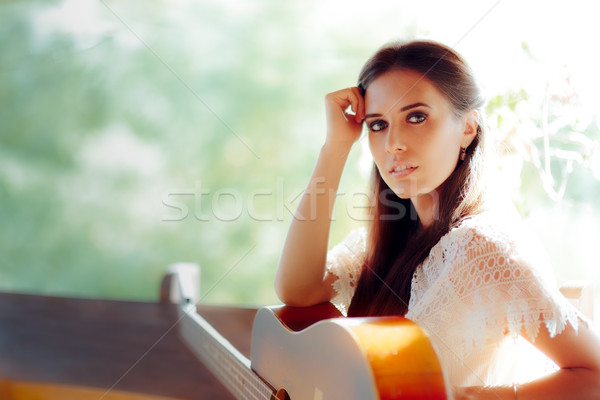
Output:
[166, 264, 449, 400]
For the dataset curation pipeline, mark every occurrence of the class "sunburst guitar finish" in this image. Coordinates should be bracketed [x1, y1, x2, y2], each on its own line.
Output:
[251, 303, 449, 400]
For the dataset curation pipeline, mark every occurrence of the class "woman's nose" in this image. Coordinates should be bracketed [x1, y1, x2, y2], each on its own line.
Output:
[385, 124, 407, 153]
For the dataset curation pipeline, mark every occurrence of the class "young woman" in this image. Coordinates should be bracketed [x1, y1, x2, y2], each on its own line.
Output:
[275, 40, 600, 399]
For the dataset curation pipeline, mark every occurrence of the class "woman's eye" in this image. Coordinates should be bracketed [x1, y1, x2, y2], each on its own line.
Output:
[407, 112, 427, 124]
[368, 120, 388, 132]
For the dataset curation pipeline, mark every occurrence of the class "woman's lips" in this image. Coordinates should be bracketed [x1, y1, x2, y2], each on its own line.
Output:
[389, 164, 418, 177]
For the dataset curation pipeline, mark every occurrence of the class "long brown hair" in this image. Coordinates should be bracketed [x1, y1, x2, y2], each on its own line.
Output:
[347, 40, 487, 317]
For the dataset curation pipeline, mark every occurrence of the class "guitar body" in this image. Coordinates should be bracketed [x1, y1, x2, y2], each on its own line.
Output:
[251, 303, 448, 400]
[166, 265, 448, 400]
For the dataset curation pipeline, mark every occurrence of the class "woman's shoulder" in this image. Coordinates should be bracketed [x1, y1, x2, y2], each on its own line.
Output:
[438, 209, 551, 273]
[450, 208, 528, 246]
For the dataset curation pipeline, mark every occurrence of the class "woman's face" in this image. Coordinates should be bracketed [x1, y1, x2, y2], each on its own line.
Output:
[365, 69, 475, 200]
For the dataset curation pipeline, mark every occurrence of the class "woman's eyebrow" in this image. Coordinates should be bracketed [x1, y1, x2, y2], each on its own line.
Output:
[400, 102, 431, 112]
[364, 102, 431, 119]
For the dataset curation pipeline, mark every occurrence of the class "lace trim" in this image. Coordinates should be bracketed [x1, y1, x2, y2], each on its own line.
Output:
[326, 227, 366, 315]
[406, 214, 584, 356]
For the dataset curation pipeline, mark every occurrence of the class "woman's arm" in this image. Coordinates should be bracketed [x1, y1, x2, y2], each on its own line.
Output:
[456, 321, 600, 400]
[274, 87, 364, 307]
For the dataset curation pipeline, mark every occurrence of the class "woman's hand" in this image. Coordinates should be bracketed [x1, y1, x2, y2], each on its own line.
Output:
[324, 87, 365, 146]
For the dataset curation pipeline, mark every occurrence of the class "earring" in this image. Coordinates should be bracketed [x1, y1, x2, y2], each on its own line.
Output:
[460, 146, 467, 161]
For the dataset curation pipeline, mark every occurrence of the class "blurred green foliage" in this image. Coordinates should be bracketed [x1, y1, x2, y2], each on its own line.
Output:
[0, 0, 380, 304]
[1, 0, 598, 305]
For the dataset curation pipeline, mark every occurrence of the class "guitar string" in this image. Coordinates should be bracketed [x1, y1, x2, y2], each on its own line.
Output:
[209, 346, 250, 399]
[204, 333, 272, 400]
[218, 345, 272, 399]
[203, 336, 248, 399]
[185, 293, 271, 400]
[234, 354, 273, 400]
[238, 359, 272, 400]
[213, 351, 256, 400]
[215, 351, 269, 400]
[208, 349, 245, 399]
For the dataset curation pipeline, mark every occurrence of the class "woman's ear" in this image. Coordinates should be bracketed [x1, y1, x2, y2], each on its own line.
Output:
[462, 110, 479, 147]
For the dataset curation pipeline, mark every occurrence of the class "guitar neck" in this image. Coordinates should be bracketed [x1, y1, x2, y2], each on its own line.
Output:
[178, 302, 275, 400]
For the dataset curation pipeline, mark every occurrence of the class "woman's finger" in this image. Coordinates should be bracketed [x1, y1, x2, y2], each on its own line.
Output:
[351, 87, 365, 123]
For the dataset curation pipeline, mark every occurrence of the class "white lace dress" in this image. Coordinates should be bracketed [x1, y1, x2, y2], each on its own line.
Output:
[326, 211, 585, 387]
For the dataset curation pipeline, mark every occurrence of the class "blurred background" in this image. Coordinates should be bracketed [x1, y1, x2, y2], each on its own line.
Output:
[1, 0, 599, 309]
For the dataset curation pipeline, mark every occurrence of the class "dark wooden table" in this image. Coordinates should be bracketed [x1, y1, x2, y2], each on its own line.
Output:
[0, 292, 258, 399]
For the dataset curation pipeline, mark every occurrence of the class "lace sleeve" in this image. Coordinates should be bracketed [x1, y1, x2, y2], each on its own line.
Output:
[407, 218, 588, 386]
[456, 226, 582, 348]
[411, 219, 585, 357]
[326, 227, 366, 315]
